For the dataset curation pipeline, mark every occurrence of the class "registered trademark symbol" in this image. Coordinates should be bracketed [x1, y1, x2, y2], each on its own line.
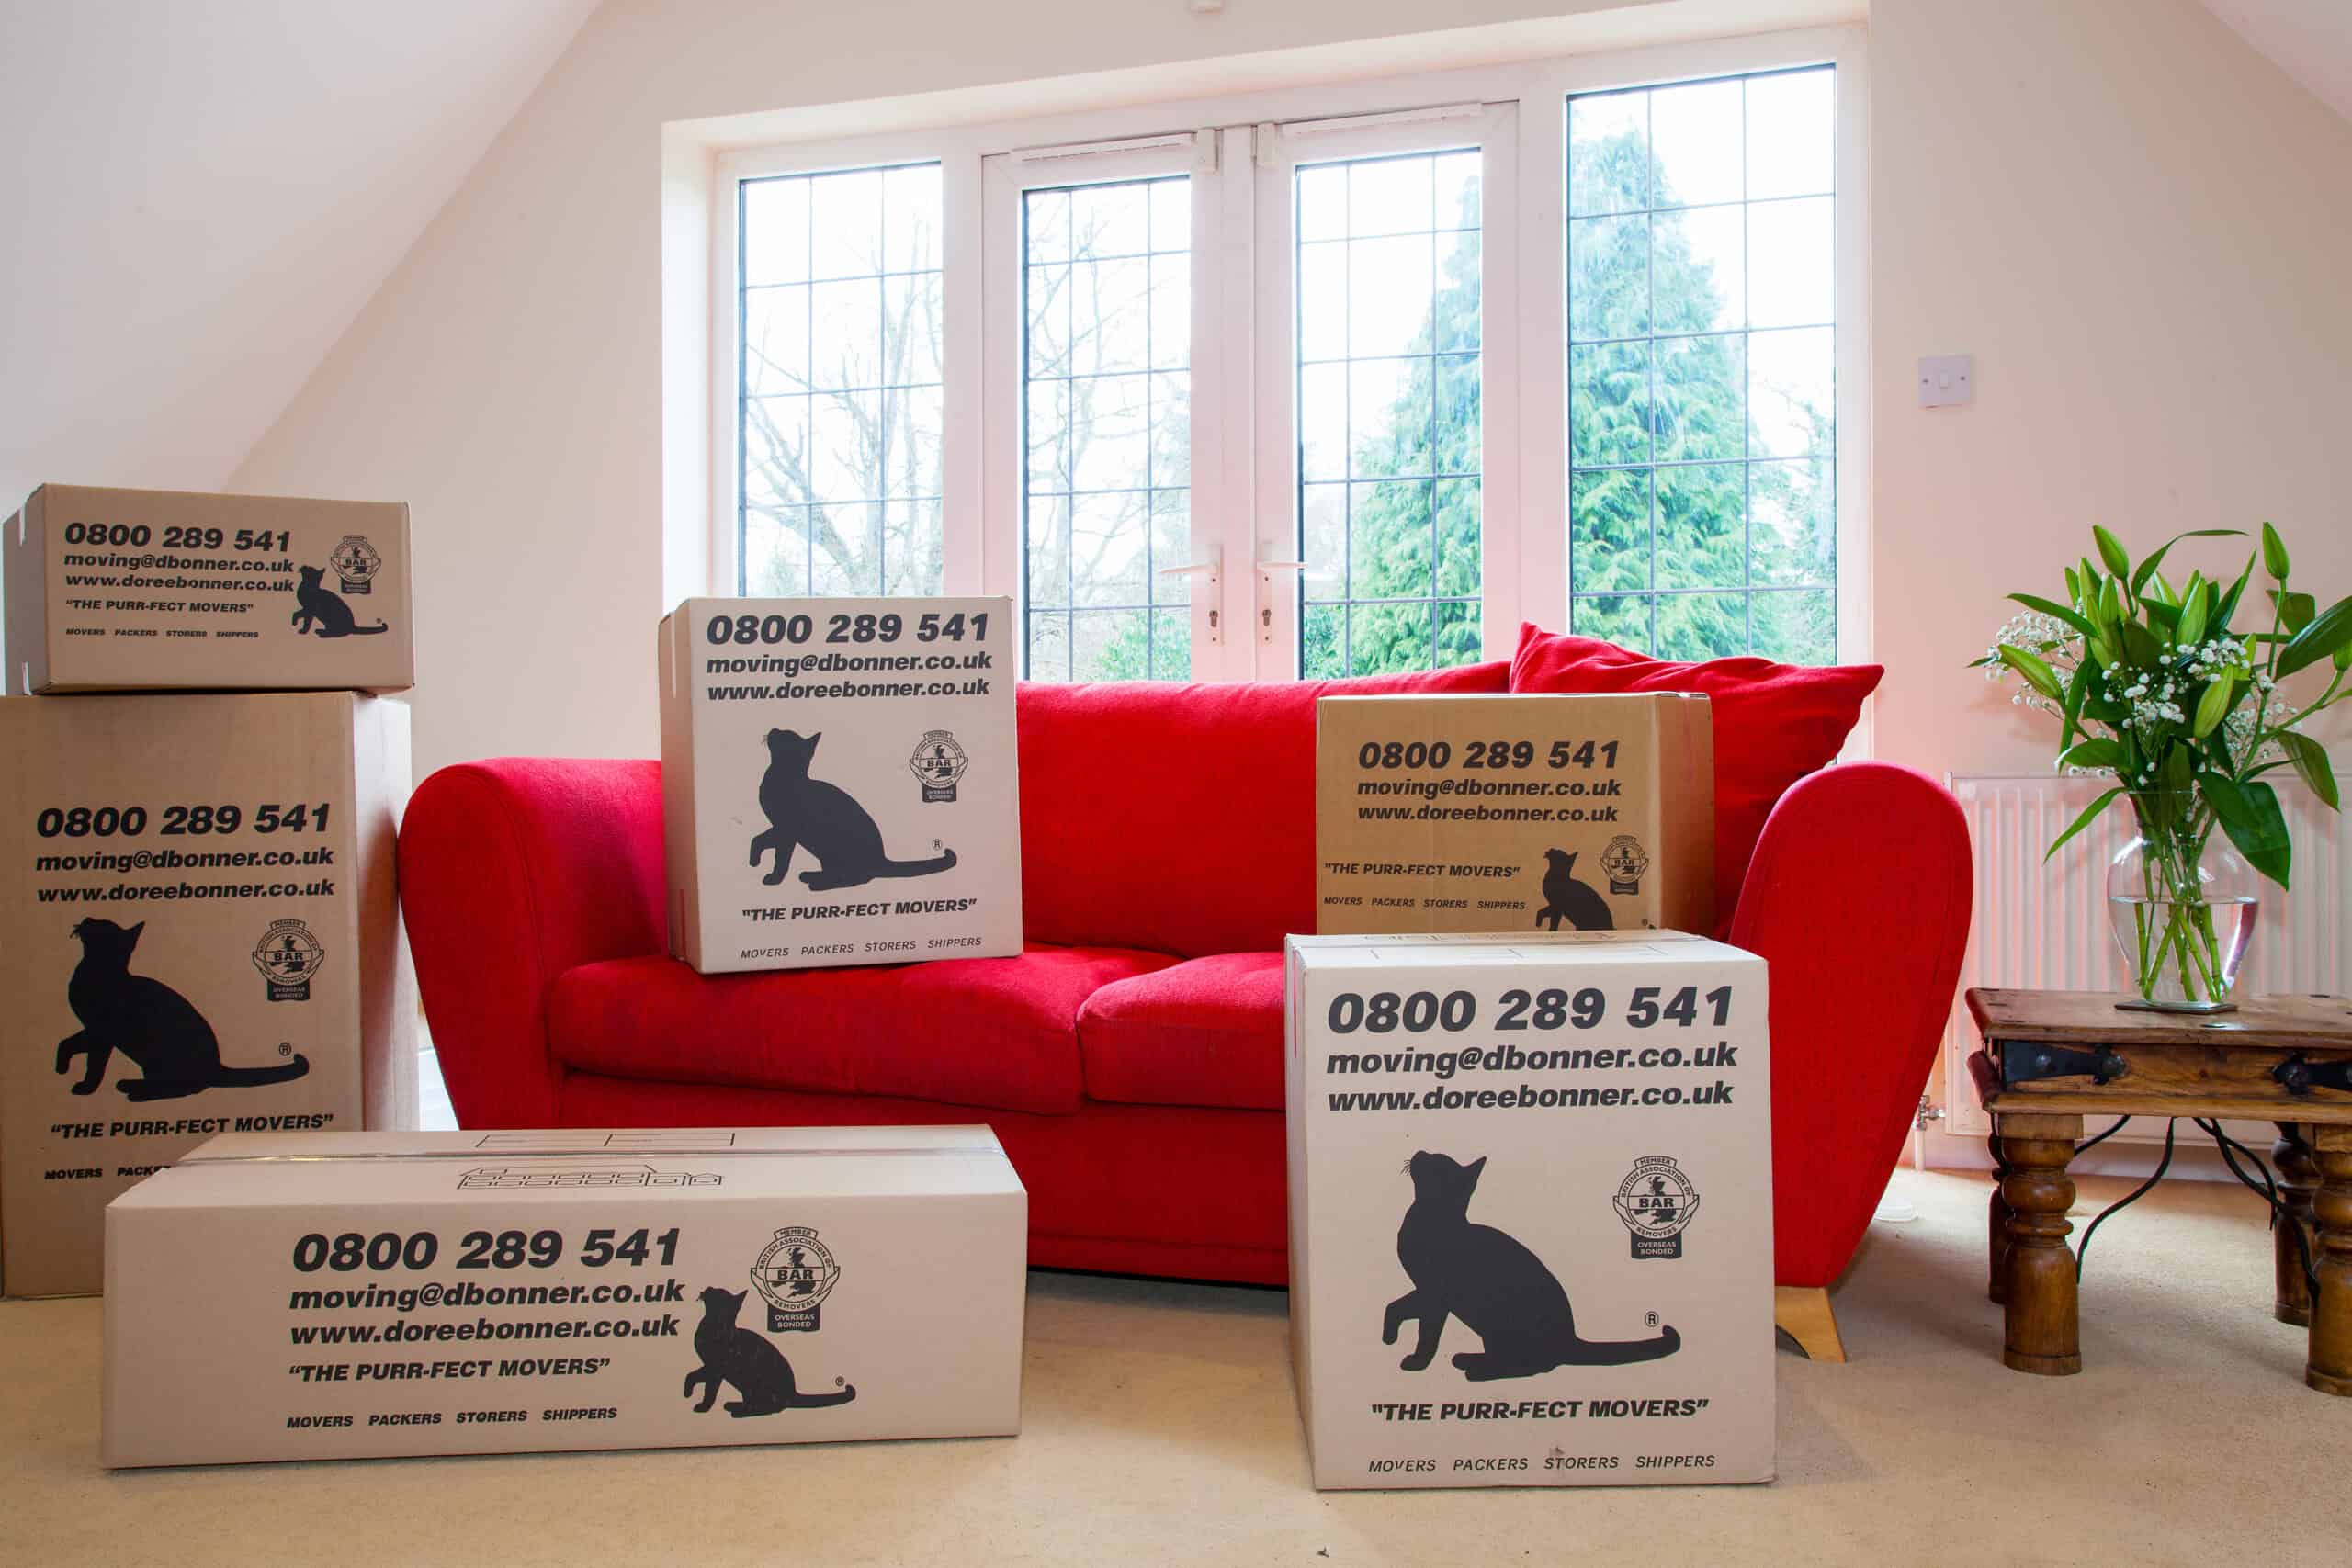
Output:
[278, 1042, 294, 1057]
[1645, 1311, 1658, 1327]
[932, 840, 943, 851]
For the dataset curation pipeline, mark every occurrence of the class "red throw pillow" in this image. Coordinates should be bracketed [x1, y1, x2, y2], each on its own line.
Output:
[1509, 625, 1881, 918]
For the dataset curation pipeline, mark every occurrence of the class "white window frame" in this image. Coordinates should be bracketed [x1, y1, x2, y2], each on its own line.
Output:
[706, 26, 1871, 690]
[1251, 100, 1520, 681]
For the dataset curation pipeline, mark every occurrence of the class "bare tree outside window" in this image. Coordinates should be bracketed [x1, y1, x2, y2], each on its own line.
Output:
[739, 163, 946, 597]
[1022, 176, 1193, 681]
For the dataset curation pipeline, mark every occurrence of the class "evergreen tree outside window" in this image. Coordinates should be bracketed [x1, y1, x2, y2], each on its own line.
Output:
[1295, 150, 1486, 679]
[1567, 67, 1838, 663]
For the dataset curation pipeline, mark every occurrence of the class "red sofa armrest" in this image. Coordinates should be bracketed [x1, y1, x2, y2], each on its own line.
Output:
[1728, 761, 1972, 1288]
[398, 758, 667, 1125]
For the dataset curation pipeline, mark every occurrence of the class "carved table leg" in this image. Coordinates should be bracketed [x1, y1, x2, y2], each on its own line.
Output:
[2276, 1124, 2318, 1328]
[2308, 1126, 2352, 1397]
[1988, 1131, 2012, 1305]
[1998, 1111, 2084, 1375]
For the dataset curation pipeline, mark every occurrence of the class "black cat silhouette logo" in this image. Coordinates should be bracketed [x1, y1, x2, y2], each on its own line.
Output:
[251, 919, 327, 1001]
[1599, 834, 1650, 896]
[57, 918, 312, 1100]
[291, 565, 390, 638]
[909, 728, 969, 803]
[1612, 1155, 1701, 1259]
[1534, 848, 1614, 932]
[1385, 1150, 1679, 1379]
[328, 534, 382, 594]
[684, 1285, 857, 1419]
[752, 728, 958, 889]
[752, 1225, 842, 1332]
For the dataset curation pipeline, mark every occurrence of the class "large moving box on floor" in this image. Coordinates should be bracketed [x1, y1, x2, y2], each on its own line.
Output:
[1285, 931, 1772, 1489]
[1316, 693, 1713, 937]
[0, 692, 416, 1297]
[659, 597, 1020, 974]
[102, 1125, 1028, 1466]
[4, 484, 413, 694]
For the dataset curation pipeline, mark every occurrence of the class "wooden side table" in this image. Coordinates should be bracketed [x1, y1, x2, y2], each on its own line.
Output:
[1965, 987, 2352, 1394]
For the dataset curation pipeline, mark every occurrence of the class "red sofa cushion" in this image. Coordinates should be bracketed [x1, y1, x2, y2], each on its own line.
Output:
[1077, 952, 1286, 1111]
[1018, 662, 1507, 957]
[546, 944, 1178, 1116]
[1508, 626, 1881, 913]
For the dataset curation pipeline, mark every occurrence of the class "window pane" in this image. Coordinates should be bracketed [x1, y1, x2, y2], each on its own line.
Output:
[1566, 68, 1838, 662]
[1023, 175, 1192, 680]
[1297, 148, 1484, 676]
[739, 163, 944, 594]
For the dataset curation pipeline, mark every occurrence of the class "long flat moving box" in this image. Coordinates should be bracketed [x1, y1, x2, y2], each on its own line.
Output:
[103, 1126, 1027, 1466]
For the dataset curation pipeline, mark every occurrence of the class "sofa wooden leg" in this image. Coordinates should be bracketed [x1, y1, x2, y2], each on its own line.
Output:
[1775, 1285, 1847, 1362]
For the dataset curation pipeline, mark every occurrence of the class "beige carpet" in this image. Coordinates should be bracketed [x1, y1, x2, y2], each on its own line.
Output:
[2, 1168, 2345, 1567]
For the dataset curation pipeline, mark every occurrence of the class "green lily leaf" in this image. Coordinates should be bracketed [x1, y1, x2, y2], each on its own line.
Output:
[2199, 771, 2292, 886]
[2064, 565, 2082, 604]
[2058, 737, 2121, 771]
[2060, 658, 2092, 750]
[2176, 579, 2209, 649]
[2262, 521, 2290, 581]
[1997, 644, 2065, 703]
[2100, 576, 2124, 630]
[2267, 589, 2316, 634]
[2129, 528, 2245, 600]
[2044, 785, 2123, 863]
[2190, 673, 2233, 738]
[2214, 551, 2256, 631]
[2008, 593, 2098, 643]
[2146, 571, 2179, 609]
[2093, 525, 2131, 580]
[2143, 597, 2182, 634]
[2278, 731, 2340, 811]
[2277, 596, 2352, 678]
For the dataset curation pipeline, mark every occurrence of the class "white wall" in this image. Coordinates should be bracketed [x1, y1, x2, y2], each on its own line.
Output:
[230, 0, 2352, 782]
[1871, 0, 2352, 785]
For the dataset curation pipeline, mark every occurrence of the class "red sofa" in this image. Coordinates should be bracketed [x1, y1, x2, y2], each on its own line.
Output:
[400, 652, 1970, 1351]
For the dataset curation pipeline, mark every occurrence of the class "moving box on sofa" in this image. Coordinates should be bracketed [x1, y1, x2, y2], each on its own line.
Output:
[658, 596, 1021, 974]
[0, 692, 416, 1298]
[4, 484, 413, 694]
[103, 1125, 1027, 1466]
[1315, 693, 1713, 937]
[1286, 931, 1773, 1489]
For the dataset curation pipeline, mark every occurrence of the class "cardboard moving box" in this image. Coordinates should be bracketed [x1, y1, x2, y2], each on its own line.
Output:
[660, 596, 1021, 974]
[4, 483, 413, 694]
[1286, 931, 1772, 1489]
[0, 692, 416, 1297]
[103, 1126, 1027, 1466]
[1317, 694, 1713, 937]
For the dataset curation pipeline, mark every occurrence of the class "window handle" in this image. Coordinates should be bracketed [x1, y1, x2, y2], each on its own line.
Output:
[1158, 547, 1222, 646]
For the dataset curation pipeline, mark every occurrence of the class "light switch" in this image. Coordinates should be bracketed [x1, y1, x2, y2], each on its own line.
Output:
[1917, 354, 1973, 408]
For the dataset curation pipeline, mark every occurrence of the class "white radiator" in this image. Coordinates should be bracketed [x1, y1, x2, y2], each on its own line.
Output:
[1940, 764, 2350, 1143]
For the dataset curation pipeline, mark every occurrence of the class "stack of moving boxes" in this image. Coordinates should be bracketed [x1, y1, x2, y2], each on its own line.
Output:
[1289, 693, 1778, 1488]
[0, 484, 419, 1297]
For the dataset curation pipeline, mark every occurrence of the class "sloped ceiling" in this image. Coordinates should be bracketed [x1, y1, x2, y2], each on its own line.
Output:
[2202, 0, 2352, 122]
[0, 0, 596, 513]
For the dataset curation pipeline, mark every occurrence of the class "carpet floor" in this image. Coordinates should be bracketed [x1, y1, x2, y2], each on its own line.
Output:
[2, 1168, 2345, 1567]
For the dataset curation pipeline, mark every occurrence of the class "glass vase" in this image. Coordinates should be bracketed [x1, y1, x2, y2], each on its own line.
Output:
[2105, 793, 2258, 1012]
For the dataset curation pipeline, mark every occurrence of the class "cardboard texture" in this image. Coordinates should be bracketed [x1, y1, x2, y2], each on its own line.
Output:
[660, 597, 1020, 974]
[1316, 694, 1714, 937]
[0, 692, 417, 1298]
[1285, 931, 1773, 1489]
[4, 484, 413, 694]
[102, 1125, 1027, 1466]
